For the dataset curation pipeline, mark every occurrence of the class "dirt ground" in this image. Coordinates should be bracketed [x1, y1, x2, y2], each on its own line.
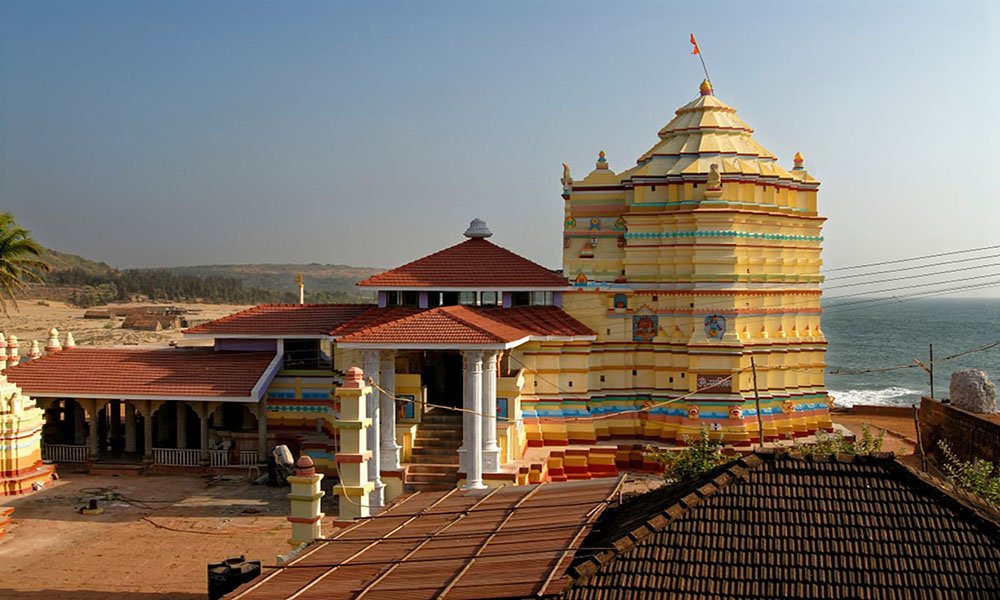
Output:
[832, 413, 917, 455]
[1, 301, 250, 348]
[0, 471, 338, 600]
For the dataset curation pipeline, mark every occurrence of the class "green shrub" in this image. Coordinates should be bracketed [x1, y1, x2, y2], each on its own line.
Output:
[937, 440, 1000, 505]
[653, 426, 728, 482]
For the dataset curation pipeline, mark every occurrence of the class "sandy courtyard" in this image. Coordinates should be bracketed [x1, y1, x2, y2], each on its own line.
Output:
[1, 301, 251, 349]
[0, 472, 337, 600]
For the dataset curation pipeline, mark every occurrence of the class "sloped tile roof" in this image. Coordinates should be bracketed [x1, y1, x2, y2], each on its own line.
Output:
[226, 478, 624, 600]
[335, 305, 594, 346]
[357, 238, 569, 289]
[185, 304, 374, 336]
[565, 450, 1000, 599]
[3, 348, 277, 400]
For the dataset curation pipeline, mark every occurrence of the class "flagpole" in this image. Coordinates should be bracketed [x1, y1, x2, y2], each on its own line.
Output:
[690, 33, 713, 92]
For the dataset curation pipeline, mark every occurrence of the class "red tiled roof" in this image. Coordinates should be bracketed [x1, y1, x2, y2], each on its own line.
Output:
[226, 478, 623, 600]
[357, 238, 569, 289]
[185, 304, 374, 336]
[336, 305, 594, 346]
[3, 348, 277, 399]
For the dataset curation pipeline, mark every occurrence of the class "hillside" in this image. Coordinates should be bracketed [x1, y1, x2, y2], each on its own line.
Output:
[41, 248, 117, 278]
[20, 249, 383, 306]
[163, 263, 384, 296]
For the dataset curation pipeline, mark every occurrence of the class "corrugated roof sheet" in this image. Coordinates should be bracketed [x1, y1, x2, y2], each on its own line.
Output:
[3, 348, 276, 399]
[357, 238, 569, 289]
[227, 478, 623, 600]
[565, 450, 1000, 599]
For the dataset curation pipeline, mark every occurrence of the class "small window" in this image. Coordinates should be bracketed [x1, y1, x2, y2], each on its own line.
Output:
[600, 375, 605, 382]
[459, 291, 477, 305]
[651, 185, 656, 191]
[481, 291, 499, 306]
[693, 183, 699, 188]
[606, 328, 611, 335]
[531, 291, 554, 306]
[681, 373, 686, 378]
[652, 295, 658, 301]
[669, 376, 674, 383]
[568, 381, 573, 388]
[511, 292, 531, 306]
[632, 369, 637, 376]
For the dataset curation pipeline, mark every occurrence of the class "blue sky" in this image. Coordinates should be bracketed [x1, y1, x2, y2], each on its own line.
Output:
[1, 1, 997, 295]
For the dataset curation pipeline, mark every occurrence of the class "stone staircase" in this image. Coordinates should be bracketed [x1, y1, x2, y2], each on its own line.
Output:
[407, 409, 462, 492]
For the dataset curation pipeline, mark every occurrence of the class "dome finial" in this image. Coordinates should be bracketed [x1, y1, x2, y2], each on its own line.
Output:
[596, 150, 608, 170]
[699, 79, 713, 96]
[464, 218, 493, 239]
[793, 151, 804, 170]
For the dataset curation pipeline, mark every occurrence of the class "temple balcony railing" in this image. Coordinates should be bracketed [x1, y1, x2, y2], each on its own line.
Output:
[41, 443, 90, 463]
[208, 449, 260, 467]
[152, 447, 201, 467]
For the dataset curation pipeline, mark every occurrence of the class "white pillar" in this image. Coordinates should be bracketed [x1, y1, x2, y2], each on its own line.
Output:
[362, 349, 384, 508]
[176, 402, 187, 449]
[462, 350, 486, 489]
[257, 401, 269, 464]
[482, 350, 500, 472]
[379, 351, 401, 471]
[198, 405, 210, 465]
[124, 403, 137, 453]
[143, 402, 154, 461]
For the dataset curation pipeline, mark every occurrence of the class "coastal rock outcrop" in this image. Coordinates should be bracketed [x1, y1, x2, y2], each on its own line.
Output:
[949, 369, 998, 414]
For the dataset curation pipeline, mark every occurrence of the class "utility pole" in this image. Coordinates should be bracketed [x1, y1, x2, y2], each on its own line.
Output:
[929, 343, 935, 400]
[751, 356, 764, 450]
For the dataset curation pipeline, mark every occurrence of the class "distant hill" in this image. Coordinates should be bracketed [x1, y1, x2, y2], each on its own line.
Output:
[41, 248, 117, 278]
[24, 249, 383, 306]
[162, 263, 384, 296]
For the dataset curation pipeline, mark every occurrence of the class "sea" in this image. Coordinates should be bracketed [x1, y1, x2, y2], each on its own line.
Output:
[823, 298, 1000, 408]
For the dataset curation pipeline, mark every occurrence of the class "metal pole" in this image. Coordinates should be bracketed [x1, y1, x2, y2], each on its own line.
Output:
[929, 343, 935, 399]
[751, 356, 764, 450]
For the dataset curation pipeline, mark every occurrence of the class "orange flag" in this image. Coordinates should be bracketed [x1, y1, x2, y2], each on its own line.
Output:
[690, 33, 700, 55]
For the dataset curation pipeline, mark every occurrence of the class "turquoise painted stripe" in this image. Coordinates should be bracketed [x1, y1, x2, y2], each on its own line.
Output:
[624, 230, 822, 242]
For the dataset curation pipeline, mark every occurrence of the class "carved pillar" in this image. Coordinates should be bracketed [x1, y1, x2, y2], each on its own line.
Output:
[143, 402, 154, 462]
[379, 351, 400, 471]
[257, 400, 269, 464]
[87, 400, 100, 457]
[461, 350, 485, 489]
[175, 402, 187, 449]
[482, 350, 500, 472]
[124, 402, 137, 453]
[333, 367, 373, 520]
[362, 349, 384, 508]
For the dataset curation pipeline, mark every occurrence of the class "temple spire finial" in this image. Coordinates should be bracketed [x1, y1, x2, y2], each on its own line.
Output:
[793, 151, 804, 170]
[699, 79, 713, 96]
[596, 150, 608, 170]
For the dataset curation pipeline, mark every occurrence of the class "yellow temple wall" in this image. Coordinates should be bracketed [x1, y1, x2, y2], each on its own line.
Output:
[1, 375, 53, 496]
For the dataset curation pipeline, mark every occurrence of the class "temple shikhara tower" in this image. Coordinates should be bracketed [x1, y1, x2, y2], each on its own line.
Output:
[554, 80, 831, 446]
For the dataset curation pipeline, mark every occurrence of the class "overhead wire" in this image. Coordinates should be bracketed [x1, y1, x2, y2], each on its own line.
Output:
[821, 243, 1000, 272]
[823, 252, 1000, 281]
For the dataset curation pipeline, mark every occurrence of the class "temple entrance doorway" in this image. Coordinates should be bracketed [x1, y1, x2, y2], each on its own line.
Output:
[419, 350, 463, 410]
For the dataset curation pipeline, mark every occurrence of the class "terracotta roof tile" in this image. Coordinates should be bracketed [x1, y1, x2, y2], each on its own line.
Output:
[336, 306, 594, 346]
[565, 451, 1000, 599]
[226, 478, 623, 600]
[3, 348, 276, 399]
[185, 304, 374, 336]
[357, 238, 569, 289]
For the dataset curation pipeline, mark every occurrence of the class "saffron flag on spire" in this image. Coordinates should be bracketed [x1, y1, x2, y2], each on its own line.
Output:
[690, 33, 700, 55]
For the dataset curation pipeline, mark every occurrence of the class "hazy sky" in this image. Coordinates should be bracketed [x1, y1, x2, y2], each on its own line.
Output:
[2, 1, 997, 295]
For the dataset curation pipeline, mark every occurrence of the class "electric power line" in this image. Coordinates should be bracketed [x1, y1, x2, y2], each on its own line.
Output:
[824, 252, 1000, 281]
[822, 244, 1000, 272]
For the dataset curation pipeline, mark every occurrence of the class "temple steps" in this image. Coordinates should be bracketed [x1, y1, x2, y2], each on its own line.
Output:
[406, 409, 462, 491]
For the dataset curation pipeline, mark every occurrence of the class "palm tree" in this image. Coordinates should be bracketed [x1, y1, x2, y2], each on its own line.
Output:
[0, 212, 49, 314]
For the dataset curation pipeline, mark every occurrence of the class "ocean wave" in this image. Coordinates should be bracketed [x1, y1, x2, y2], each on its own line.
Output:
[828, 387, 923, 408]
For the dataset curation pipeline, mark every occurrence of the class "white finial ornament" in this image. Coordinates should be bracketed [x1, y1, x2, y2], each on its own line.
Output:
[464, 218, 493, 239]
[65, 332, 76, 349]
[0, 333, 7, 370]
[8, 335, 19, 364]
[46, 328, 62, 353]
[29, 340, 41, 359]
